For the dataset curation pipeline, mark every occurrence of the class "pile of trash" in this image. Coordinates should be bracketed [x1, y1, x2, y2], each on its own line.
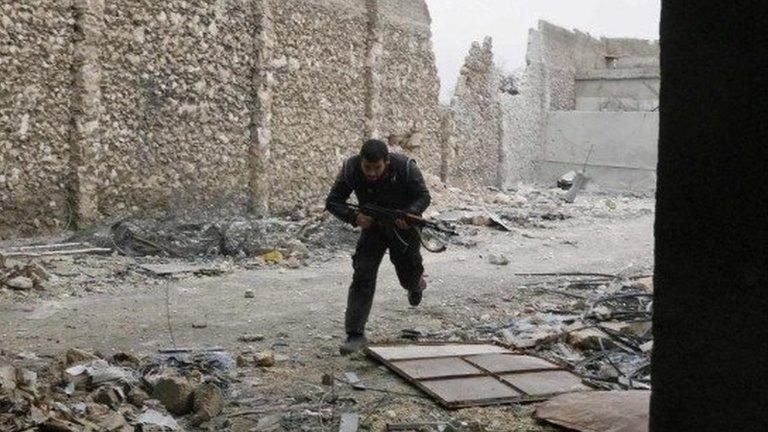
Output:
[66, 210, 362, 262]
[0, 348, 233, 431]
[501, 274, 653, 390]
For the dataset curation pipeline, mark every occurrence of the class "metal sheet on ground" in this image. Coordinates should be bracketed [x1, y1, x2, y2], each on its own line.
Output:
[535, 391, 650, 432]
[422, 377, 520, 403]
[501, 371, 592, 396]
[367, 344, 507, 360]
[366, 343, 592, 408]
[464, 354, 558, 373]
[396, 358, 482, 379]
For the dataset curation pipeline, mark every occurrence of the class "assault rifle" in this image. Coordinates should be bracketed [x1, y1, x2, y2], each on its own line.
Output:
[328, 202, 458, 253]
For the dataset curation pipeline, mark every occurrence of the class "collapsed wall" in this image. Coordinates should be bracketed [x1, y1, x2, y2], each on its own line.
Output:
[447, 20, 660, 192]
[0, 0, 442, 238]
[448, 37, 503, 188]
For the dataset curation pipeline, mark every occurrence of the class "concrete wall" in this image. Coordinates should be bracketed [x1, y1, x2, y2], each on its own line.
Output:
[575, 70, 660, 111]
[536, 111, 658, 191]
[499, 29, 547, 186]
[0, 0, 442, 238]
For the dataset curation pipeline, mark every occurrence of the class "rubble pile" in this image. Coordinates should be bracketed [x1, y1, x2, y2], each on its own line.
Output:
[0, 257, 50, 293]
[502, 275, 653, 390]
[0, 348, 233, 431]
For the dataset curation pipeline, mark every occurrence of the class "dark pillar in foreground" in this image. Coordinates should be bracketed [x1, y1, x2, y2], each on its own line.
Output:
[652, 2, 768, 431]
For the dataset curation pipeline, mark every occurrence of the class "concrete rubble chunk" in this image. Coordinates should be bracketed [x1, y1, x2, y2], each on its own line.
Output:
[470, 215, 491, 227]
[0, 365, 17, 389]
[255, 414, 283, 431]
[238, 334, 265, 342]
[91, 385, 124, 409]
[640, 341, 653, 353]
[254, 351, 276, 367]
[16, 368, 37, 389]
[137, 409, 180, 430]
[66, 348, 100, 366]
[488, 254, 510, 266]
[567, 328, 615, 351]
[128, 386, 150, 407]
[152, 376, 195, 415]
[191, 382, 224, 425]
[6, 276, 34, 290]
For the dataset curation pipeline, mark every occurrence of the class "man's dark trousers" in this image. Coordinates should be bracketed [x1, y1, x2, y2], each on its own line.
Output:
[345, 226, 423, 336]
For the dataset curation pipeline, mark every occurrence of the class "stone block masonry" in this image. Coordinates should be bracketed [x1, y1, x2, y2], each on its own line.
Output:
[0, 0, 442, 238]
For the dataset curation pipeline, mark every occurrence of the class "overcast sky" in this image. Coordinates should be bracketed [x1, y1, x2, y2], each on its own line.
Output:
[425, 0, 661, 102]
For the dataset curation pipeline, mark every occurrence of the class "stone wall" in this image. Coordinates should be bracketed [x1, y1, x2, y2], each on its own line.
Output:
[97, 0, 254, 220]
[377, 0, 442, 174]
[448, 37, 503, 188]
[0, 1, 74, 236]
[0, 0, 442, 238]
[266, 0, 368, 213]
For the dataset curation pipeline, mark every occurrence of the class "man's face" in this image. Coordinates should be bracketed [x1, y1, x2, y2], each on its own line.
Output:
[361, 157, 388, 182]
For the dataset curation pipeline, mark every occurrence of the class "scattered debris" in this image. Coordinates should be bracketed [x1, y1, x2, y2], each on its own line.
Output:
[343, 372, 366, 390]
[535, 390, 650, 432]
[140, 263, 225, 277]
[0, 347, 233, 431]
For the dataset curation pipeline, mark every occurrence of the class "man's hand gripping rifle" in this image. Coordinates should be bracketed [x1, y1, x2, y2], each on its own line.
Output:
[329, 202, 458, 253]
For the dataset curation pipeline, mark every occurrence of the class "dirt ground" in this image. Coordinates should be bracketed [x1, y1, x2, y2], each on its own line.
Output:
[0, 189, 654, 431]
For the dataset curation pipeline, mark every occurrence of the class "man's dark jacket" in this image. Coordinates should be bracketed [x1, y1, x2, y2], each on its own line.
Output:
[325, 153, 431, 225]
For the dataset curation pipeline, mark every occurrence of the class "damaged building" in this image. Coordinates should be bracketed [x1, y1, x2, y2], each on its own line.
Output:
[448, 21, 659, 192]
[1, 4, 658, 241]
[0, 0, 442, 238]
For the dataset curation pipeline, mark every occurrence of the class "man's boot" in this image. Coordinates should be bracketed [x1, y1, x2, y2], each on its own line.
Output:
[408, 277, 427, 307]
[340, 333, 369, 356]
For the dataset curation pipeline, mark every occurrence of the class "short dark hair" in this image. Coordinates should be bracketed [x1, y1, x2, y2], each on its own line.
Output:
[360, 139, 389, 162]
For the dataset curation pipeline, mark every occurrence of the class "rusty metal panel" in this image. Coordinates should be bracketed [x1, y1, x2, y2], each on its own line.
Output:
[501, 371, 592, 396]
[422, 377, 520, 403]
[464, 354, 559, 373]
[395, 358, 482, 379]
[366, 343, 591, 409]
[367, 344, 508, 361]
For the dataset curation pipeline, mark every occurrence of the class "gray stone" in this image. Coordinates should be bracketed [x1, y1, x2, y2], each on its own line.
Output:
[254, 351, 275, 367]
[152, 376, 194, 415]
[5, 276, 33, 290]
[128, 386, 150, 407]
[192, 382, 224, 425]
[567, 328, 615, 351]
[488, 254, 509, 266]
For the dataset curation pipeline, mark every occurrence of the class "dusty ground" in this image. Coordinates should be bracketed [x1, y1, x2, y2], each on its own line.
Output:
[0, 188, 654, 431]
